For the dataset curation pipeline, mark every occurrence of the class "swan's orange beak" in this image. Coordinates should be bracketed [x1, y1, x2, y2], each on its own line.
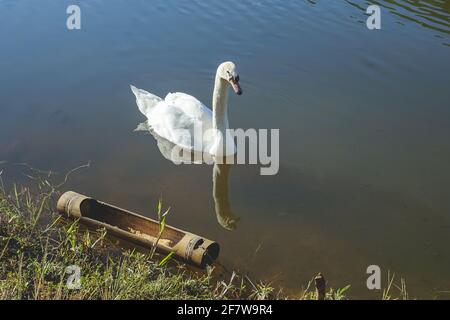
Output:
[230, 79, 242, 95]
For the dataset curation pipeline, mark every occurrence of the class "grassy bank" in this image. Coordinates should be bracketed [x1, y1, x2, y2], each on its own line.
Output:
[0, 182, 250, 299]
[0, 175, 410, 300]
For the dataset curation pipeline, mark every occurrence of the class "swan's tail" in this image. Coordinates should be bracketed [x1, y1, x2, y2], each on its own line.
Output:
[130, 85, 162, 116]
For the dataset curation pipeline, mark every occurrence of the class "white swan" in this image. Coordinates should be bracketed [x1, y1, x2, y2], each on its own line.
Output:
[130, 61, 242, 158]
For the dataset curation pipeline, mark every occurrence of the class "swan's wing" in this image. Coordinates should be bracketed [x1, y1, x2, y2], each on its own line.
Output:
[130, 85, 162, 116]
[136, 90, 217, 156]
[165, 92, 211, 120]
[164, 92, 215, 151]
[146, 101, 197, 151]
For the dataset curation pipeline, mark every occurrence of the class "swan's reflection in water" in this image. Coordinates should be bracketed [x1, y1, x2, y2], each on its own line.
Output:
[135, 122, 213, 164]
[136, 122, 240, 230]
[212, 162, 240, 230]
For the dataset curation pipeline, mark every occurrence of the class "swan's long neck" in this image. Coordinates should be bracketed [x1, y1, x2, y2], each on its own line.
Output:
[212, 72, 229, 133]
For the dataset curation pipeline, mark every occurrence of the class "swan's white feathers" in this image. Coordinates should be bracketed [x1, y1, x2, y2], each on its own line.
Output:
[164, 92, 210, 121]
[130, 85, 162, 116]
[132, 87, 217, 154]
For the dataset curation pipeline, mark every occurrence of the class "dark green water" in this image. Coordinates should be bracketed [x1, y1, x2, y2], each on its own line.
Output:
[0, 0, 449, 298]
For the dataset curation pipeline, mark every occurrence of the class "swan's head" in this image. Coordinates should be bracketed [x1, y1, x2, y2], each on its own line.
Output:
[218, 61, 242, 95]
